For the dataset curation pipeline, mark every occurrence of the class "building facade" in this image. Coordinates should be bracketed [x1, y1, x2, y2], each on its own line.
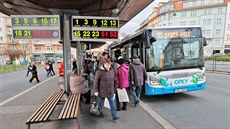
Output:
[140, 0, 228, 56]
[224, 0, 230, 53]
[0, 13, 63, 63]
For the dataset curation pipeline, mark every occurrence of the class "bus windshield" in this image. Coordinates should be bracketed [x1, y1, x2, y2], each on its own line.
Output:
[146, 28, 203, 71]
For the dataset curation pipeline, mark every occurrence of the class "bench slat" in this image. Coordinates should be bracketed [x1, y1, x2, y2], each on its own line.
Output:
[58, 94, 80, 119]
[62, 94, 73, 119]
[26, 91, 59, 123]
[42, 91, 64, 121]
[27, 91, 64, 124]
[74, 95, 81, 118]
[70, 94, 78, 118]
[35, 91, 61, 122]
[66, 94, 75, 119]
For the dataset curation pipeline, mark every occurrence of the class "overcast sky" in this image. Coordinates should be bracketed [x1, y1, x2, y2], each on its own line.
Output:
[120, 0, 169, 37]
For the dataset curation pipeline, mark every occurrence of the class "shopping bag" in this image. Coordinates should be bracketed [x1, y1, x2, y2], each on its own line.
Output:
[104, 94, 115, 109]
[117, 88, 129, 102]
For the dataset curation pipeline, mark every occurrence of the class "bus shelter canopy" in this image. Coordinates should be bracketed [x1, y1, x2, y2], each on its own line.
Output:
[0, 0, 154, 27]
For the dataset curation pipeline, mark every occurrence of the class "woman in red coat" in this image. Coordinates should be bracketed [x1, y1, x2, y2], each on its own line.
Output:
[116, 58, 129, 110]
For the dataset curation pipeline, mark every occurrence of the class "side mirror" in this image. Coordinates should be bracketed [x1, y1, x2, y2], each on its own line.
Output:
[150, 37, 156, 43]
[202, 37, 208, 46]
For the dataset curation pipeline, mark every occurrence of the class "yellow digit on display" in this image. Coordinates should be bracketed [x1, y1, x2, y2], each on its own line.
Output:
[24, 18, 28, 24]
[74, 31, 81, 37]
[110, 20, 116, 26]
[50, 18, 57, 24]
[33, 18, 37, 24]
[101, 20, 107, 26]
[24, 30, 31, 36]
[15, 18, 19, 24]
[84, 19, 88, 25]
[15, 30, 22, 36]
[75, 19, 79, 25]
[41, 18, 48, 24]
[93, 19, 97, 26]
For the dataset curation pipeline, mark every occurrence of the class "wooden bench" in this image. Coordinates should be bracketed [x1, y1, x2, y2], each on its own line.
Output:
[26, 91, 81, 129]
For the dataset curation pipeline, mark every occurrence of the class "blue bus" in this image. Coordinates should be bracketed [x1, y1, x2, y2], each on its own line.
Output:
[109, 26, 207, 95]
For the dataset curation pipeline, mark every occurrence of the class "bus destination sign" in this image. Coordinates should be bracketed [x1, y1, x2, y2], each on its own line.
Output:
[71, 16, 119, 41]
[152, 28, 201, 39]
[11, 15, 60, 40]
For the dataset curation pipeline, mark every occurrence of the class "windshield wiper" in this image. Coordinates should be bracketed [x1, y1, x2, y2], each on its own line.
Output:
[157, 63, 170, 74]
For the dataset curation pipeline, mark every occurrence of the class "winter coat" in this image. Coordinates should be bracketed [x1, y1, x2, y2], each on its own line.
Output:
[129, 59, 147, 86]
[116, 64, 129, 88]
[70, 72, 89, 95]
[31, 65, 38, 76]
[93, 66, 115, 98]
[57, 62, 64, 76]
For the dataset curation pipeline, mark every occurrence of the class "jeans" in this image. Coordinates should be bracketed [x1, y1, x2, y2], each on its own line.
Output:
[46, 70, 52, 76]
[97, 96, 117, 119]
[130, 86, 142, 103]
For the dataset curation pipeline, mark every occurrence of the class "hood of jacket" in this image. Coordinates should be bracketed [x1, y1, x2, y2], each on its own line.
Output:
[119, 64, 129, 70]
[132, 59, 142, 65]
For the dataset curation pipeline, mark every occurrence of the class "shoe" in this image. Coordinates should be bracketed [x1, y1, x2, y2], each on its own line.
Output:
[37, 81, 40, 83]
[29, 81, 32, 83]
[121, 107, 126, 110]
[116, 108, 121, 111]
[98, 112, 104, 117]
[134, 101, 139, 107]
[113, 117, 119, 120]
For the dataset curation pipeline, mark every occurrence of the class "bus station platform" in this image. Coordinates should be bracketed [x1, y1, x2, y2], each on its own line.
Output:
[0, 75, 163, 129]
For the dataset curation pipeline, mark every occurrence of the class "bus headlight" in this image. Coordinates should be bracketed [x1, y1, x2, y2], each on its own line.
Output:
[198, 72, 205, 81]
[149, 76, 160, 86]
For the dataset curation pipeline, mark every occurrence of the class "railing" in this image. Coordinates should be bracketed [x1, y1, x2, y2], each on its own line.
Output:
[0, 64, 44, 73]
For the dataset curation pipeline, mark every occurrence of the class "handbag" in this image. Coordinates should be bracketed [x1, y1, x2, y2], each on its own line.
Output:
[89, 98, 100, 117]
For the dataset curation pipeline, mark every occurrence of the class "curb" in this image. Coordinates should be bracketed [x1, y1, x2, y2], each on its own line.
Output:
[139, 101, 176, 129]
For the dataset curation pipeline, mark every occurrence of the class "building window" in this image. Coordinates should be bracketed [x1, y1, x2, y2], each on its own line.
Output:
[208, 9, 212, 14]
[204, 10, 207, 15]
[0, 46, 4, 50]
[57, 46, 63, 50]
[216, 29, 221, 35]
[0, 28, 2, 33]
[216, 19, 221, 25]
[218, 8, 222, 14]
[11, 46, 16, 50]
[207, 19, 211, 25]
[227, 34, 230, 40]
[207, 30, 211, 35]
[181, 22, 186, 26]
[190, 21, 196, 25]
[23, 45, 27, 50]
[215, 39, 220, 46]
[181, 12, 186, 17]
[228, 24, 230, 30]
[184, 2, 188, 7]
[0, 36, 3, 41]
[35, 46, 41, 50]
[203, 19, 207, 25]
[202, 30, 206, 35]
[218, 0, 224, 3]
[201, 0, 204, 5]
[0, 18, 1, 23]
[192, 1, 196, 6]
[191, 11, 196, 17]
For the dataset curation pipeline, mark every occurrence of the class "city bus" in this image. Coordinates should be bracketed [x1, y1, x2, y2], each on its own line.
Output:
[109, 26, 207, 95]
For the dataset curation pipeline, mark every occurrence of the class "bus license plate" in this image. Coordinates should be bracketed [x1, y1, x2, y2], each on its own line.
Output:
[175, 88, 187, 93]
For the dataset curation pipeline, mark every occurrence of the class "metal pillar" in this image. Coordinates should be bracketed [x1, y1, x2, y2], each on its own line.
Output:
[76, 41, 82, 74]
[63, 13, 71, 93]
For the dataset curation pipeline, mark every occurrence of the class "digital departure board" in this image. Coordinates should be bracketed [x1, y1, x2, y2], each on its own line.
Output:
[13, 30, 60, 39]
[11, 15, 60, 40]
[73, 18, 118, 28]
[152, 28, 202, 39]
[71, 16, 119, 41]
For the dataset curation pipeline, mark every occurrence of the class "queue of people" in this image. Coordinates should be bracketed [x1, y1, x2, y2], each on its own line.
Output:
[68, 52, 147, 121]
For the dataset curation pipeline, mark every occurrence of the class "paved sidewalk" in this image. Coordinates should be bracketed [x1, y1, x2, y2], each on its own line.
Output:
[0, 76, 163, 129]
